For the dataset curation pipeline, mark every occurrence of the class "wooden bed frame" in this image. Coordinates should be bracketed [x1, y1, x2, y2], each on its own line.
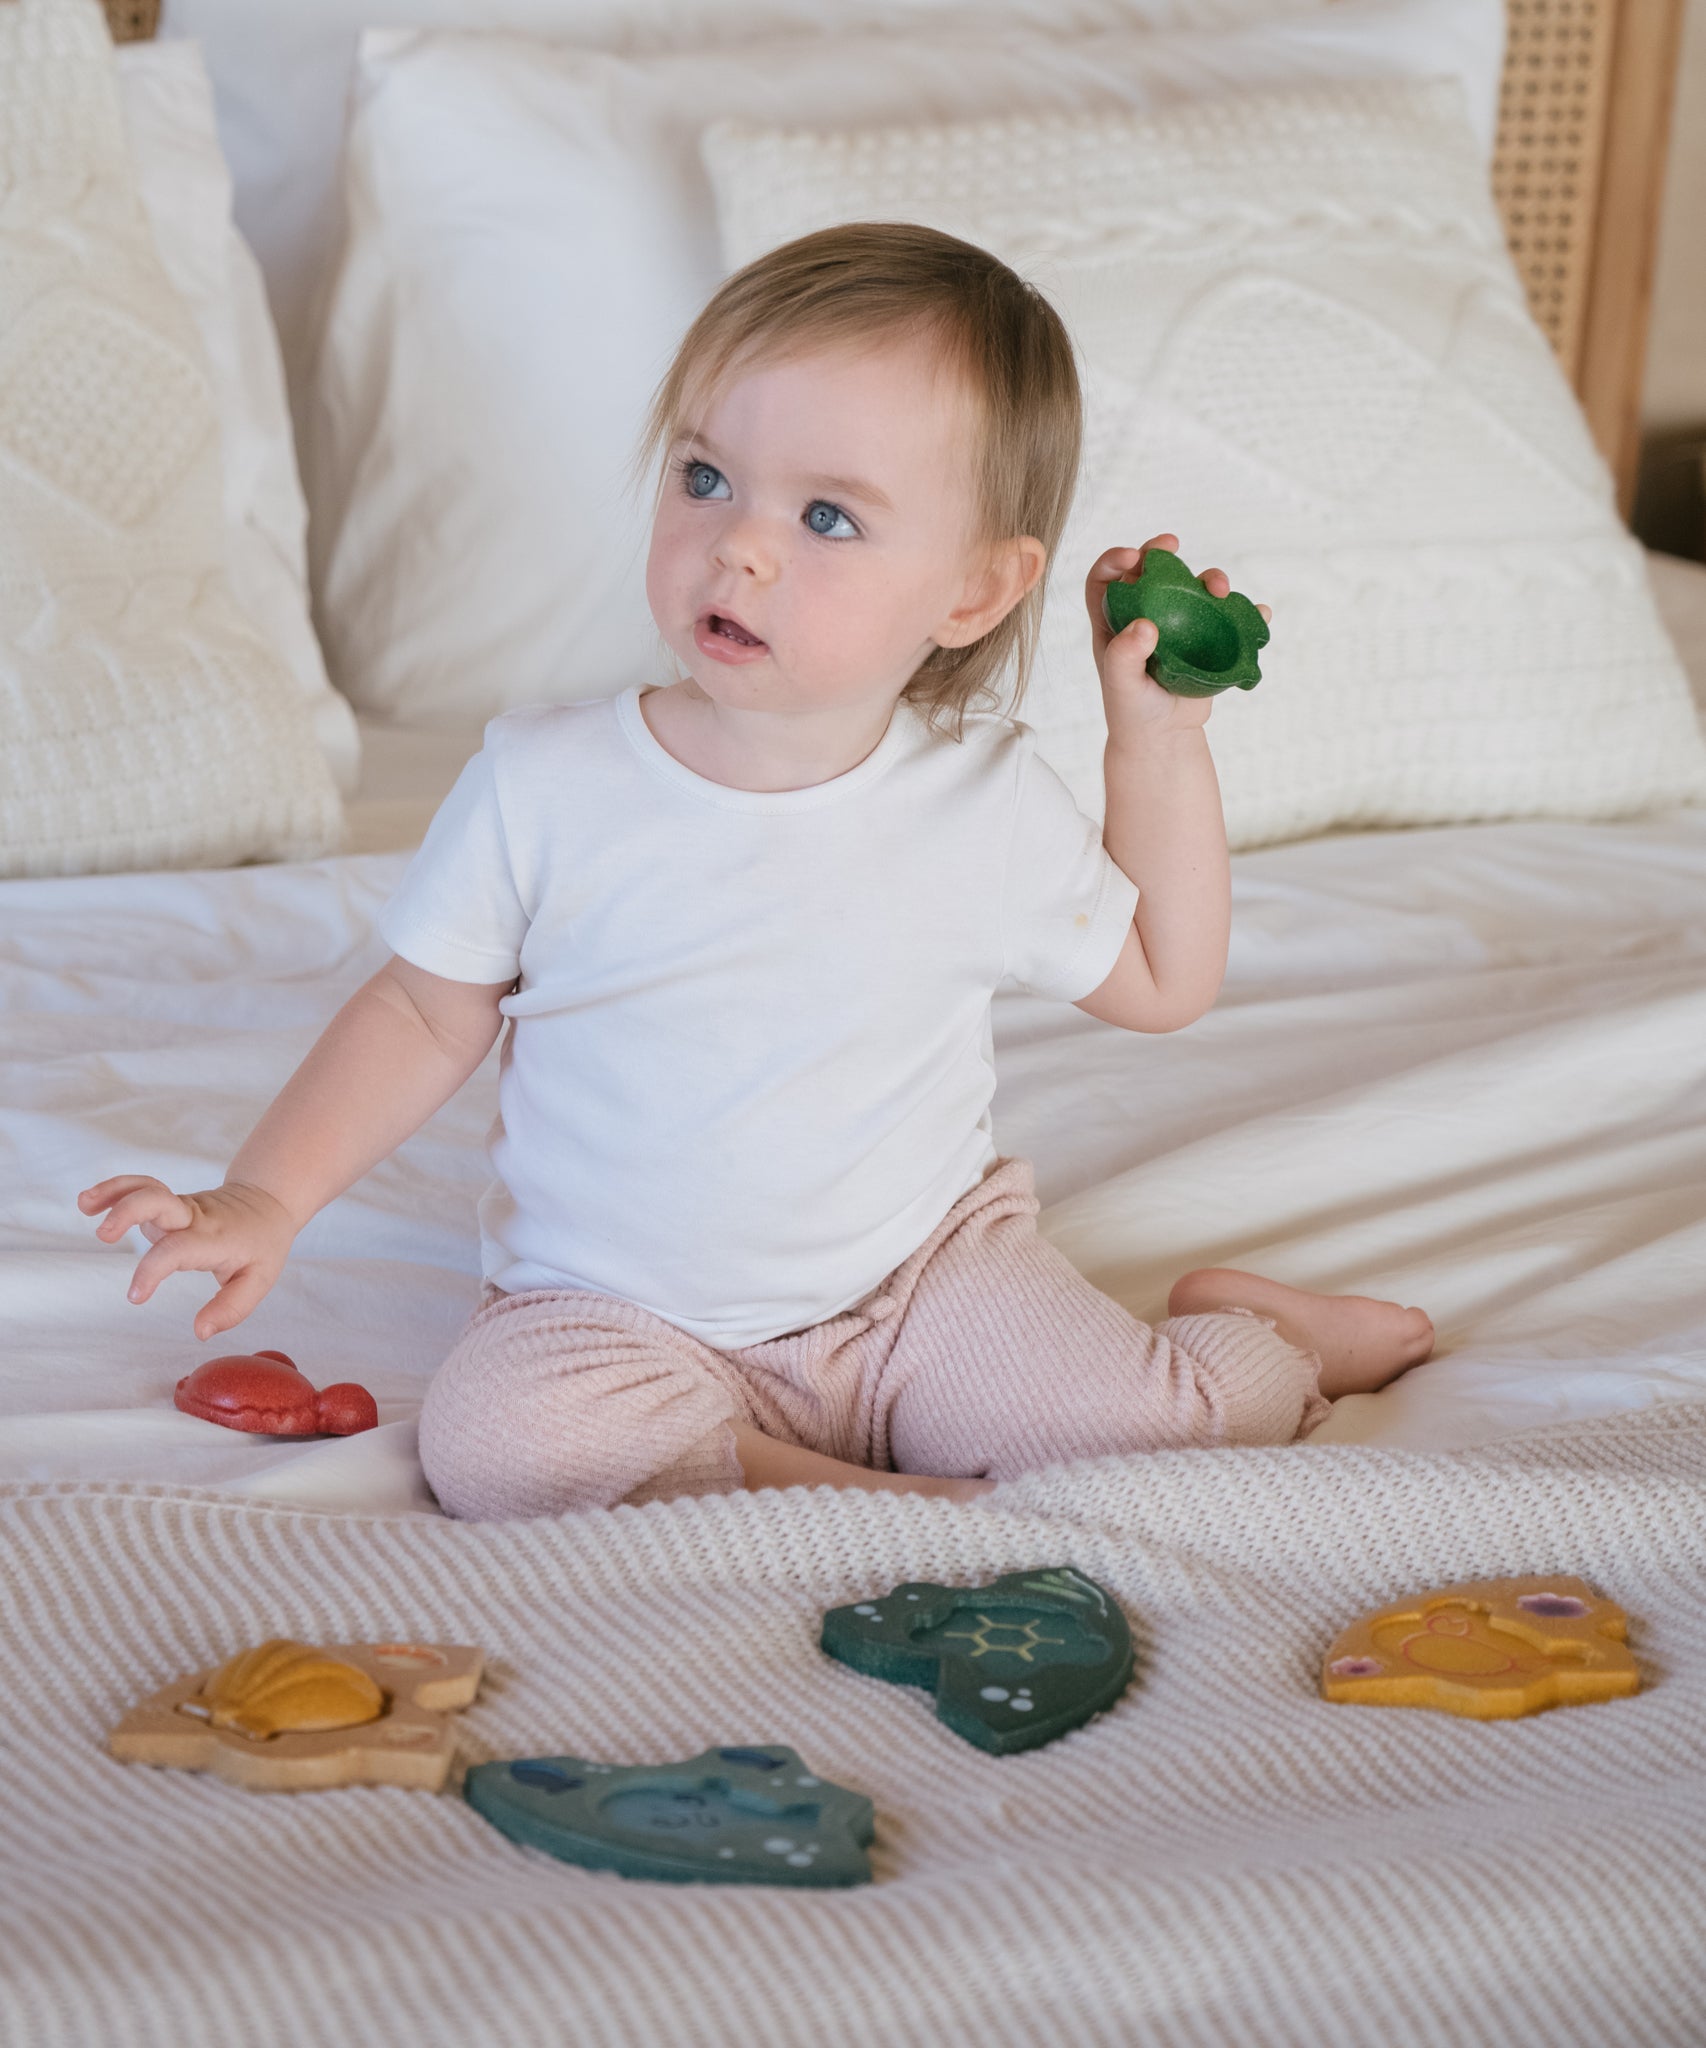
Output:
[104, 0, 1682, 514]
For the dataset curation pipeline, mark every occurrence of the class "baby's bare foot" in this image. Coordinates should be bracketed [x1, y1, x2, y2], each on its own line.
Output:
[1166, 1267, 1434, 1399]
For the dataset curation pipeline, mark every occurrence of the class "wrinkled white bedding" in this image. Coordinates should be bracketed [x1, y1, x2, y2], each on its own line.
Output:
[5, 561, 1705, 1514]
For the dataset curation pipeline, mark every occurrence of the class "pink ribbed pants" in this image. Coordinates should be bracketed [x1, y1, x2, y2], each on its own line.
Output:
[418, 1155, 1330, 1520]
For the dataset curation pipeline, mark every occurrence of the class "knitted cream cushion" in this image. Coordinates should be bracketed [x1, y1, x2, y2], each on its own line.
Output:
[704, 82, 1706, 849]
[0, 0, 342, 880]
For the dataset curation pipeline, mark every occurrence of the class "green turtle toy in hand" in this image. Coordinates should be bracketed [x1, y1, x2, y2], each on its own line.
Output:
[1102, 546, 1269, 698]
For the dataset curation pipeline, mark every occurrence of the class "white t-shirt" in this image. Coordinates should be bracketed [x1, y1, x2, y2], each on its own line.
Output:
[378, 685, 1139, 1348]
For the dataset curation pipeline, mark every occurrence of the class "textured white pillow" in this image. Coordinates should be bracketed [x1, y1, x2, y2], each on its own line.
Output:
[704, 83, 1706, 846]
[117, 39, 360, 795]
[306, 0, 1503, 729]
[0, 0, 343, 880]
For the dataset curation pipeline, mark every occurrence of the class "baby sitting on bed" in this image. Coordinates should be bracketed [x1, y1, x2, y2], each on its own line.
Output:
[81, 220, 1434, 1515]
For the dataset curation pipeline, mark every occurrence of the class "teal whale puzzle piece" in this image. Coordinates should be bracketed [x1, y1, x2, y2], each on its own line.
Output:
[821, 1566, 1134, 1755]
[464, 1745, 874, 1887]
[1102, 547, 1268, 697]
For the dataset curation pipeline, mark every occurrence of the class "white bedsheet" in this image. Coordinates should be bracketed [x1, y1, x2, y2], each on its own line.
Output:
[5, 560, 1705, 1514]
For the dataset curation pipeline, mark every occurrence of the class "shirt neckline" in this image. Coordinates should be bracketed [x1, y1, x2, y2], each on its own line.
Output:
[616, 684, 914, 813]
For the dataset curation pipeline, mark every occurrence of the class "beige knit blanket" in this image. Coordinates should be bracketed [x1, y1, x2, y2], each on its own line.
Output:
[8, 1404, 1706, 2047]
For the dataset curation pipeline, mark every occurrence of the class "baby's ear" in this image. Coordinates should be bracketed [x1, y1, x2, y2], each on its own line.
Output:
[938, 535, 1046, 646]
[1005, 534, 1048, 605]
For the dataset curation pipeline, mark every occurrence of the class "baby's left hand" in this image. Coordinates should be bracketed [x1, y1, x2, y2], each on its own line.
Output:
[1086, 533, 1271, 747]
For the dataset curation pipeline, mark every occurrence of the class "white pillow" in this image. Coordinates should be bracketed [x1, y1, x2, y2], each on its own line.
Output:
[306, 0, 1504, 729]
[167, 0, 1351, 409]
[0, 0, 343, 880]
[117, 39, 360, 795]
[702, 82, 1706, 846]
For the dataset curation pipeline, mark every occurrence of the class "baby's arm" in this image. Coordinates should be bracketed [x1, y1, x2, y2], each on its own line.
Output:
[1075, 532, 1263, 1034]
[78, 957, 514, 1341]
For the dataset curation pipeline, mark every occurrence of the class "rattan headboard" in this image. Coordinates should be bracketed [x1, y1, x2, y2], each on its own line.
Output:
[104, 0, 1680, 513]
[1495, 0, 1684, 509]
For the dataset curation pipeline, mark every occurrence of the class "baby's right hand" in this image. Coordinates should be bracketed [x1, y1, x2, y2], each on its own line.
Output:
[76, 1176, 299, 1342]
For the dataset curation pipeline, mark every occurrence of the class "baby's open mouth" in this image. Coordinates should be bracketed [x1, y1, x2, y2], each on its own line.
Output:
[708, 614, 765, 648]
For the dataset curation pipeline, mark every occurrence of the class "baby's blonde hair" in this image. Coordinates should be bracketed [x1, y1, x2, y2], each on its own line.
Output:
[626, 221, 1083, 740]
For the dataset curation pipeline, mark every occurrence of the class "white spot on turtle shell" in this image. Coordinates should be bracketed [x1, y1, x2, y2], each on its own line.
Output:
[854, 1604, 879, 1616]
[786, 1852, 814, 1867]
[763, 1836, 794, 1854]
[980, 1686, 1010, 1702]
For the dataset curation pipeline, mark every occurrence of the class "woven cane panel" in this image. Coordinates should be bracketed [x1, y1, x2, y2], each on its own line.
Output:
[1493, 0, 1618, 378]
[101, 0, 159, 40]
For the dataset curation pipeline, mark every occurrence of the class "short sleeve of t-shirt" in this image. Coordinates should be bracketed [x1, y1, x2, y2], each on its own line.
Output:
[376, 728, 529, 984]
[1001, 732, 1141, 1001]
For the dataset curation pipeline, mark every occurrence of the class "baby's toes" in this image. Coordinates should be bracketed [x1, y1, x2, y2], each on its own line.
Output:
[1402, 1308, 1435, 1361]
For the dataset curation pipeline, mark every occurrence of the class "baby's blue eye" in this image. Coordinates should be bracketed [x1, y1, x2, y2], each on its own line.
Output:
[675, 456, 858, 540]
[682, 460, 726, 501]
[806, 500, 858, 540]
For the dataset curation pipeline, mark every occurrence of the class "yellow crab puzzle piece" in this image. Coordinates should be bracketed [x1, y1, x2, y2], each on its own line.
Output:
[1321, 1575, 1640, 1720]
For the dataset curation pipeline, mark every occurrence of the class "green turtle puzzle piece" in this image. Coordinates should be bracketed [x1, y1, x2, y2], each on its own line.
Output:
[464, 1745, 874, 1887]
[821, 1566, 1134, 1755]
[1102, 547, 1268, 697]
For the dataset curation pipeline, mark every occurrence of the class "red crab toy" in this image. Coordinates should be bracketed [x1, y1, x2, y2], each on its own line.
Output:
[174, 1349, 378, 1437]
